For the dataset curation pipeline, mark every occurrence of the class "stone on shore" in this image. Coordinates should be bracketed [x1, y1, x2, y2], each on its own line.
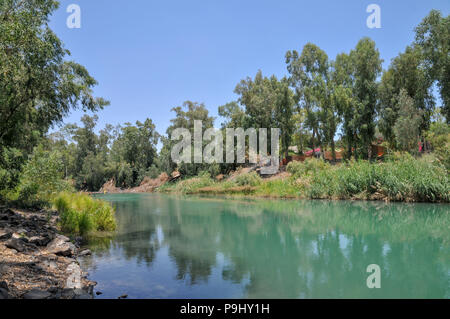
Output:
[5, 238, 26, 252]
[46, 237, 76, 257]
[23, 289, 52, 300]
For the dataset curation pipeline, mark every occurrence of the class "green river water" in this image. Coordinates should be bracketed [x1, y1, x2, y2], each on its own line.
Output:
[80, 193, 449, 299]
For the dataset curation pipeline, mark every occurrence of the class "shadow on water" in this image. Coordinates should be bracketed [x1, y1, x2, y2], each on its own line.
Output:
[81, 193, 449, 299]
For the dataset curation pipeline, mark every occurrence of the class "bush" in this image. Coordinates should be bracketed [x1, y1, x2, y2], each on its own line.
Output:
[287, 158, 330, 179]
[164, 172, 215, 194]
[426, 121, 450, 170]
[235, 172, 262, 187]
[11, 147, 73, 208]
[53, 192, 117, 235]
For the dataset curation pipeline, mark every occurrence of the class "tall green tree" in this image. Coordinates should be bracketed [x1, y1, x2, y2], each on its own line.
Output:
[332, 53, 357, 159]
[378, 45, 434, 145]
[165, 101, 215, 177]
[274, 79, 295, 158]
[111, 118, 159, 184]
[415, 10, 450, 123]
[0, 0, 108, 152]
[393, 89, 423, 152]
[286, 43, 329, 153]
[287, 43, 342, 159]
[349, 38, 383, 159]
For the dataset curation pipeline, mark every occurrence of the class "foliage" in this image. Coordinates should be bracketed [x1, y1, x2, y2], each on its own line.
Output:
[163, 157, 449, 203]
[161, 173, 215, 195]
[302, 155, 449, 203]
[426, 120, 450, 169]
[0, 0, 108, 152]
[378, 46, 434, 144]
[53, 192, 116, 235]
[287, 158, 330, 179]
[393, 89, 423, 152]
[10, 146, 73, 208]
[235, 172, 262, 187]
[415, 10, 450, 123]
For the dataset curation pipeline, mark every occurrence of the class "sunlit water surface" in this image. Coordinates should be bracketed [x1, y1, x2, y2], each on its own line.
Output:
[80, 194, 449, 299]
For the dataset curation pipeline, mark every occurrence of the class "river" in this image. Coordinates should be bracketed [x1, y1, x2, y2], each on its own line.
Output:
[80, 193, 449, 299]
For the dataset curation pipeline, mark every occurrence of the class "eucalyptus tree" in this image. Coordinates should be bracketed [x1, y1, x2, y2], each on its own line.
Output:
[231, 71, 295, 160]
[274, 78, 295, 159]
[378, 45, 434, 146]
[393, 89, 423, 153]
[0, 0, 108, 152]
[234, 70, 279, 131]
[415, 10, 450, 123]
[165, 101, 215, 177]
[286, 43, 341, 159]
[110, 118, 159, 185]
[286, 43, 329, 153]
[331, 53, 357, 159]
[0, 0, 108, 193]
[349, 38, 383, 159]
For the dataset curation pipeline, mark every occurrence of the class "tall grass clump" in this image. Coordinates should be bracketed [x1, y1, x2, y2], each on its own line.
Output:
[53, 192, 117, 235]
[287, 156, 449, 202]
[235, 172, 262, 187]
[162, 172, 216, 194]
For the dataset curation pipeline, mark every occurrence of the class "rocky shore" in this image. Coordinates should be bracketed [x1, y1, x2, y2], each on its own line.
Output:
[0, 206, 96, 299]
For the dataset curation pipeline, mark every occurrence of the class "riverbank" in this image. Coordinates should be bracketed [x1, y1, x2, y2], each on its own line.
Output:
[158, 156, 450, 203]
[0, 207, 96, 299]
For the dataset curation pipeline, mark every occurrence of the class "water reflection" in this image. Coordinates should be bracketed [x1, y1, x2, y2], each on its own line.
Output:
[81, 194, 449, 299]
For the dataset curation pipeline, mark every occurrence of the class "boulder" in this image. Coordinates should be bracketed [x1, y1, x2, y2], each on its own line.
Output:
[23, 289, 52, 300]
[56, 234, 70, 242]
[5, 238, 26, 252]
[0, 228, 13, 240]
[78, 249, 92, 257]
[65, 263, 82, 289]
[0, 288, 9, 299]
[29, 236, 51, 247]
[46, 237, 76, 257]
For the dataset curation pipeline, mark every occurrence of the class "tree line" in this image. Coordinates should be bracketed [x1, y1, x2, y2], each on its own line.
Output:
[0, 1, 449, 198]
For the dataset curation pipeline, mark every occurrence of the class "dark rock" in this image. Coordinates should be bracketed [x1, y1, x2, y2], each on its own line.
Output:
[79, 249, 92, 257]
[0, 281, 8, 290]
[0, 228, 13, 240]
[96, 291, 103, 296]
[47, 287, 59, 293]
[118, 294, 128, 299]
[0, 288, 9, 299]
[29, 236, 51, 247]
[23, 289, 52, 300]
[61, 288, 76, 299]
[75, 293, 93, 299]
[5, 238, 26, 252]
[46, 237, 76, 257]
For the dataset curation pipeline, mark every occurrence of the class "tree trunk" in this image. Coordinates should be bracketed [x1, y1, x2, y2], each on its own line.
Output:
[331, 140, 336, 162]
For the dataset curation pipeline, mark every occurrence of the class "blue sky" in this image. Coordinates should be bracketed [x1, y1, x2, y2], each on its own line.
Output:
[49, 0, 449, 136]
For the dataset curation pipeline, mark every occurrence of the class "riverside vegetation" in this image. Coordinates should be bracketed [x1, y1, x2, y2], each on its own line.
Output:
[159, 154, 449, 203]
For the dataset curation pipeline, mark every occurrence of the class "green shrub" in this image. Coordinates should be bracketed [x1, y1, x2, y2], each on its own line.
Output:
[164, 173, 215, 194]
[11, 147, 73, 208]
[235, 172, 262, 187]
[287, 158, 330, 179]
[286, 154, 448, 202]
[53, 192, 117, 235]
[426, 121, 450, 170]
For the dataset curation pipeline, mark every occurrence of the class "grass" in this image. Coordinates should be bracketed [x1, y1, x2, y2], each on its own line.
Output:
[160, 154, 449, 203]
[53, 192, 117, 235]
